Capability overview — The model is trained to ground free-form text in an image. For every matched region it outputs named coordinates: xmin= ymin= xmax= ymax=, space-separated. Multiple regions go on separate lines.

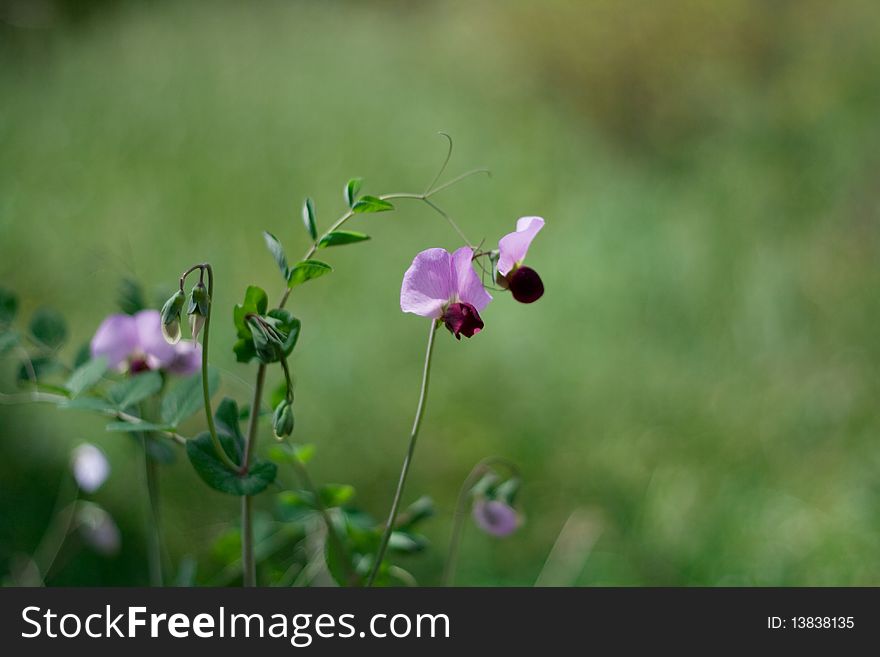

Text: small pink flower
xmin=400 ymin=247 xmax=492 ymax=339
xmin=91 ymin=309 xmax=201 ymax=376
xmin=472 ymin=499 xmax=519 ymax=537
xmin=497 ymin=216 xmax=545 ymax=304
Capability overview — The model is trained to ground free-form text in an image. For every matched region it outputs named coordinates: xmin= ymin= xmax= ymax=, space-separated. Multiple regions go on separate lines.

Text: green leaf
xmin=268 ymin=442 xmax=316 ymax=467
xmin=302 ymin=197 xmax=317 ymax=241
xmin=233 ymin=338 xmax=257 ymax=364
xmin=319 ymin=483 xmax=355 ymax=508
xmin=277 ymin=490 xmax=317 ymax=523
xmin=0 ymin=288 xmax=17 ymax=326
xmin=64 ymin=357 xmax=108 ymax=398
xmin=186 ymin=432 xmax=276 ymax=496
xmin=398 ymin=495 xmax=435 ymax=529
xmin=29 ymin=308 xmax=67 ymax=349
xmin=317 ymin=230 xmax=371 ymax=249
xmin=73 ymin=342 xmax=91 ymax=368
xmin=161 ymin=369 xmax=219 ymax=427
xmin=388 ymin=531 xmax=427 ymax=554
xmin=16 ymin=356 xmax=62 ymax=384
xmin=143 ymin=436 xmax=177 ymax=464
xmin=325 ymin=533 xmax=355 ymax=587
xmin=293 ymin=443 xmax=316 ymax=464
xmin=117 ymin=278 xmax=146 ymax=315
xmin=233 ymin=286 xmax=268 ymax=339
xmin=0 ymin=329 xmax=19 ymax=355
xmin=352 ymin=195 xmax=394 ymax=213
xmin=286 ymin=260 xmax=332 ymax=288
xmin=344 ymin=178 xmax=363 ymax=208
xmin=263 ymin=231 xmax=289 ymax=280
xmin=213 ymin=397 xmax=245 ymax=446
xmin=107 ymin=370 xmax=163 ymax=409
xmin=105 ymin=421 xmax=172 ymax=433
xmin=62 ymin=396 xmax=116 ymax=412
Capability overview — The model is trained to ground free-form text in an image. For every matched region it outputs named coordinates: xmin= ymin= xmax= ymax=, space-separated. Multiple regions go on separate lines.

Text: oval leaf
xmin=161 ymin=368 xmax=219 ymax=427
xmin=64 ymin=357 xmax=108 ymax=398
xmin=352 ymin=195 xmax=394 ymax=213
xmin=0 ymin=288 xmax=19 ymax=326
xmin=302 ymin=197 xmax=317 ymax=241
xmin=317 ymin=230 xmax=371 ymax=249
xmin=107 ymin=370 xmax=163 ymax=409
xmin=344 ymin=178 xmax=363 ymax=208
xmin=29 ymin=308 xmax=67 ymax=349
xmin=262 ymin=231 xmax=289 ymax=280
xmin=233 ymin=286 xmax=269 ymax=339
xmin=186 ymin=431 xmax=277 ymax=496
xmin=319 ymin=483 xmax=355 ymax=508
xmin=287 ymin=260 xmax=332 ymax=288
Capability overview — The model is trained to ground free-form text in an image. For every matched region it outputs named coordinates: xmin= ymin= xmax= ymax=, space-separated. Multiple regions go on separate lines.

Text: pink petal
xmin=134 ymin=309 xmax=177 ymax=369
xmin=165 ymin=340 xmax=202 ymax=376
xmin=451 ymin=246 xmax=492 ymax=311
xmin=90 ymin=314 xmax=138 ymax=370
xmin=472 ymin=499 xmax=519 ymax=537
xmin=400 ymin=248 xmax=456 ymax=318
xmin=497 ymin=216 xmax=544 ymax=275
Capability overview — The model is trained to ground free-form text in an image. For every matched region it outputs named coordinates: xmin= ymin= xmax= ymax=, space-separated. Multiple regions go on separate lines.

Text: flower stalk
xmin=366 ymin=319 xmax=439 ymax=586
xmin=442 ymin=457 xmax=520 ymax=586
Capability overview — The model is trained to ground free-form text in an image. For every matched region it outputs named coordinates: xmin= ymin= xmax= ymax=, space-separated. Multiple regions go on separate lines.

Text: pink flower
xmin=472 ymin=499 xmax=519 ymax=537
xmin=400 ymin=247 xmax=492 ymax=339
xmin=497 ymin=216 xmax=545 ymax=304
xmin=90 ymin=309 xmax=201 ymax=376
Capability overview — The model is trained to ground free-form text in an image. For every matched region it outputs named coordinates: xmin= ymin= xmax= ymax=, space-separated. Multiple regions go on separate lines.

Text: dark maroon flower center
xmin=443 ymin=302 xmax=484 ymax=340
xmin=507 ymin=266 xmax=544 ymax=304
xmin=129 ymin=357 xmax=152 ymax=374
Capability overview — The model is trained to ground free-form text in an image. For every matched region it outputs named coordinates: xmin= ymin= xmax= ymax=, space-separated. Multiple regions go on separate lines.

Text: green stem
xmin=240 ymin=362 xmax=266 ymax=587
xmin=32 ymin=475 xmax=78 ymax=583
xmin=442 ymin=456 xmax=520 ymax=586
xmin=366 ymin=319 xmax=439 ymax=586
xmin=195 ymin=264 xmax=239 ymax=472
xmin=142 ymin=438 xmax=163 ymax=586
xmin=241 ymin=495 xmax=254 ymax=587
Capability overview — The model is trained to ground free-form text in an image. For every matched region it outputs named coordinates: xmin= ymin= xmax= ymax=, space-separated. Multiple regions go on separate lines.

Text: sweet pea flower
xmin=71 ymin=443 xmax=110 ymax=493
xmin=90 ymin=309 xmax=201 ymax=376
xmin=472 ymin=498 xmax=519 ymax=537
xmin=497 ymin=216 xmax=545 ymax=303
xmin=401 ymin=246 xmax=492 ymax=339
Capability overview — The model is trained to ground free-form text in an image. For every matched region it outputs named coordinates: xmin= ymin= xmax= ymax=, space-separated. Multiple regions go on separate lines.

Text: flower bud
xmin=188 ymin=281 xmax=210 ymax=317
xmin=160 ymin=290 xmax=185 ymax=344
xmin=187 ymin=282 xmax=209 ymax=340
xmin=246 ymin=315 xmax=286 ymax=362
xmin=506 ymin=266 xmax=544 ymax=304
xmin=272 ymin=400 xmax=295 ymax=440
xmin=472 ymin=498 xmax=519 ymax=537
xmin=495 ymin=477 xmax=521 ymax=505
xmin=189 ymin=313 xmax=206 ymax=341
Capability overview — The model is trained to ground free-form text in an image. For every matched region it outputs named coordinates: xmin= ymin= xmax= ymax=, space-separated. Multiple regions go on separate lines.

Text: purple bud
xmin=507 ymin=266 xmax=544 ymax=304
xmin=443 ymin=302 xmax=484 ymax=340
xmin=472 ymin=499 xmax=519 ymax=537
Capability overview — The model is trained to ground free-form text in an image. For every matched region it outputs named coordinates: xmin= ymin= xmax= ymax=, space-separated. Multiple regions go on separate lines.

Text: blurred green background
xmin=2 ymin=0 xmax=880 ymax=586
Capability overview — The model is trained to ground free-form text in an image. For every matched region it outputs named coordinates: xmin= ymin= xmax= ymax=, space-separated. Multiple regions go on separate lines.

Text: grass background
xmin=2 ymin=0 xmax=880 ymax=585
